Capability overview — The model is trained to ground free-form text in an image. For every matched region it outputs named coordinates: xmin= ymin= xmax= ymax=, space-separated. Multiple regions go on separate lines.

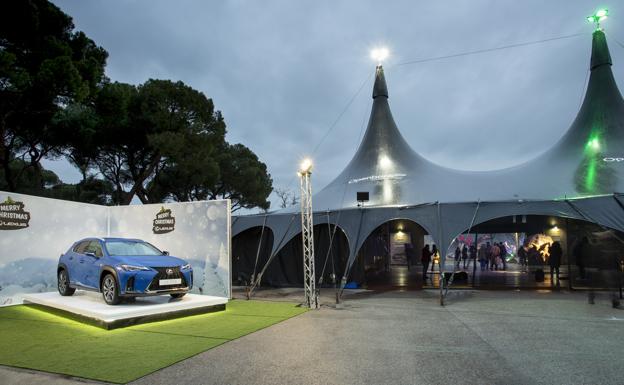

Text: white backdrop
xmin=0 ymin=191 xmax=231 ymax=305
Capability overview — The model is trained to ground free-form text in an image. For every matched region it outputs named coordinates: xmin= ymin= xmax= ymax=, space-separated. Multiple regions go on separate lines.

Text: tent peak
xmin=590 ymin=29 xmax=612 ymax=70
xmin=372 ymin=65 xmax=389 ymax=99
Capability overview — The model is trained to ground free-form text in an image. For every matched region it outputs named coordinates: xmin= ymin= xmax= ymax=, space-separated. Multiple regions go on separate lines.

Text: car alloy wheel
xmin=57 ymin=269 xmax=75 ymax=296
xmin=58 ymin=271 xmax=67 ymax=292
xmin=102 ymin=275 xmax=116 ymax=303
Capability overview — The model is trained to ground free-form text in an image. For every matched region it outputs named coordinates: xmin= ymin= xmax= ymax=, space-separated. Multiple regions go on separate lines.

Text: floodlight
xmin=587 ymin=9 xmax=608 ymax=29
xmin=379 ymin=154 xmax=392 ymax=170
xmin=299 ymin=158 xmax=313 ymax=174
xmin=370 ymin=47 xmax=389 ymax=64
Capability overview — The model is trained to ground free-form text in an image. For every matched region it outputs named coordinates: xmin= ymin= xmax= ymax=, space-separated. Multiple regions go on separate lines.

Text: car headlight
xmin=118 ymin=264 xmax=150 ymax=271
xmin=181 ymin=263 xmax=191 ymax=270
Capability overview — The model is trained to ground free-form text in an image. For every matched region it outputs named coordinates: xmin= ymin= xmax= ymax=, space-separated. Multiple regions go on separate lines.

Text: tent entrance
xmin=351 ymin=219 xmax=428 ymax=291
xmin=444 ymin=215 xmax=624 ymax=290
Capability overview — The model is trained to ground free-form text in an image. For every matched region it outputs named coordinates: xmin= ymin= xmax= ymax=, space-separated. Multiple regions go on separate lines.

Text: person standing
xmin=491 ymin=243 xmax=501 ymax=270
xmin=528 ymin=244 xmax=540 ymax=272
xmin=470 ymin=244 xmax=477 ymax=270
xmin=518 ymin=244 xmax=528 ymax=272
xmin=454 ymin=246 xmax=461 ymax=268
xmin=549 ymin=241 xmax=562 ymax=286
xmin=421 ymin=244 xmax=432 ymax=280
xmin=462 ymin=245 xmax=469 ymax=269
xmin=499 ymin=242 xmax=508 ymax=271
xmin=431 ymin=244 xmax=439 ymax=273
xmin=485 ymin=242 xmax=492 ymax=270
xmin=478 ymin=244 xmax=487 ymax=271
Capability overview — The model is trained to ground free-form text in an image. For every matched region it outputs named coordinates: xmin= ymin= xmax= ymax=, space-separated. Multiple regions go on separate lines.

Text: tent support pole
xmin=317 ymin=212 xmax=335 ymax=302
xmin=443 ymin=200 xmax=480 ymax=300
xmin=472 ymin=232 xmax=478 ymax=287
xmin=248 ymin=214 xmax=297 ymax=298
xmin=340 ymin=208 xmax=365 ymax=300
xmin=437 ymin=202 xmax=444 ymax=306
xmin=249 ymin=214 xmax=268 ymax=297
xmin=565 ymin=217 xmax=572 ymax=291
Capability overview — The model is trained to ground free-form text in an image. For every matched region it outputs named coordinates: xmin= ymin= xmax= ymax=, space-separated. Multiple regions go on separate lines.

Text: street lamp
xmin=587 ymin=9 xmax=608 ymax=30
xmin=298 ymin=157 xmax=318 ymax=309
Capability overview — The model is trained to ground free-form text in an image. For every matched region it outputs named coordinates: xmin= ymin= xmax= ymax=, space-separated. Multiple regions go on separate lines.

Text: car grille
xmin=148 ymin=266 xmax=187 ymax=291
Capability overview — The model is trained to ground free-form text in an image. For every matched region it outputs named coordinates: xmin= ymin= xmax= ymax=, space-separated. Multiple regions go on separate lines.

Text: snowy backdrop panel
xmin=0 ymin=192 xmax=108 ymax=305
xmin=0 ymin=191 xmax=231 ymax=305
xmin=108 ymin=201 xmax=231 ymax=299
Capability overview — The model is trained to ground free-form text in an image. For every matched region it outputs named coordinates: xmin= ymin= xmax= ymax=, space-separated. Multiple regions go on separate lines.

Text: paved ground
xmin=2 ymin=289 xmax=623 ymax=385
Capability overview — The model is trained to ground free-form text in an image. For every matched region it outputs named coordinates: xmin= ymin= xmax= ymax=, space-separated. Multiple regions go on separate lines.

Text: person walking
xmin=549 ymin=241 xmax=562 ymax=286
xmin=454 ymin=246 xmax=461 ymax=269
xmin=462 ymin=245 xmax=469 ymax=269
xmin=485 ymin=242 xmax=492 ymax=270
xmin=421 ymin=244 xmax=432 ymax=280
xmin=431 ymin=245 xmax=439 ymax=273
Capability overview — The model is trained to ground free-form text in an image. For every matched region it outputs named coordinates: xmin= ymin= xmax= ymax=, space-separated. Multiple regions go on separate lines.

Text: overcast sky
xmin=47 ymin=1 xmax=624 ymax=209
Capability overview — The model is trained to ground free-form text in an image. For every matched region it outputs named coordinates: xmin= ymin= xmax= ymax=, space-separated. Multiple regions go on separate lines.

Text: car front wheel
xmin=101 ymin=274 xmax=120 ymax=305
xmin=57 ymin=269 xmax=75 ymax=296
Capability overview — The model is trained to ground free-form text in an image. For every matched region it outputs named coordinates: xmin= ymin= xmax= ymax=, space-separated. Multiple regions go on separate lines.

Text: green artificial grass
xmin=0 ymin=299 xmax=306 ymax=384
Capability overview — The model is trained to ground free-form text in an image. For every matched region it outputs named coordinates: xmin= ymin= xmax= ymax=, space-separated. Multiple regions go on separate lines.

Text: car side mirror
xmin=162 ymin=250 xmax=169 ymax=256
xmin=85 ymin=252 xmax=97 ymax=258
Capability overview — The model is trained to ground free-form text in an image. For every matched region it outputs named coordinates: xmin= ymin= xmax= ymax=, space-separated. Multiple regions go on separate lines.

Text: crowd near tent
xmin=232 ymin=29 xmax=624 ymax=296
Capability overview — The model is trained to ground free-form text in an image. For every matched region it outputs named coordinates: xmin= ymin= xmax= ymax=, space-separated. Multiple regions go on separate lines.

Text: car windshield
xmin=105 ymin=240 xmax=163 ymax=256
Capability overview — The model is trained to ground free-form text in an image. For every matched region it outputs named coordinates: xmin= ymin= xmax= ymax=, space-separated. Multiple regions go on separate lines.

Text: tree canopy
xmin=0 ymin=0 xmax=273 ymax=211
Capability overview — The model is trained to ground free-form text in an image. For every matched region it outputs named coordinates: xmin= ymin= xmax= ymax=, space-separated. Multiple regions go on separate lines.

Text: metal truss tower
xmin=299 ymin=161 xmax=318 ymax=309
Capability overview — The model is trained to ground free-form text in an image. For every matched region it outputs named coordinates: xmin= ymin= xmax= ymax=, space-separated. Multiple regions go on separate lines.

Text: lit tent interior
xmin=232 ymin=27 xmax=624 ymax=295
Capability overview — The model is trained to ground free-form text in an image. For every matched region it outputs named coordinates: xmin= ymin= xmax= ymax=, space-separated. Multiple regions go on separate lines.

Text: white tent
xmin=233 ymin=30 xmax=624 ymax=295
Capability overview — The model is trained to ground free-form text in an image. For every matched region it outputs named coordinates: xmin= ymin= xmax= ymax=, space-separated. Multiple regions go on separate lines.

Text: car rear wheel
xmin=57 ymin=269 xmax=75 ymax=296
xmin=101 ymin=274 xmax=120 ymax=305
xmin=170 ymin=293 xmax=186 ymax=299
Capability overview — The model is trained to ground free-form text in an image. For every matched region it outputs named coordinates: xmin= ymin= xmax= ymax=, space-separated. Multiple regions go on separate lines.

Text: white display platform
xmin=23 ymin=291 xmax=228 ymax=329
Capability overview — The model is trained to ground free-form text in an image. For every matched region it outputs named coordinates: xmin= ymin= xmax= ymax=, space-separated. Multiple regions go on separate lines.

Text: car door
xmin=67 ymin=241 xmax=88 ymax=285
xmin=82 ymin=241 xmax=103 ymax=289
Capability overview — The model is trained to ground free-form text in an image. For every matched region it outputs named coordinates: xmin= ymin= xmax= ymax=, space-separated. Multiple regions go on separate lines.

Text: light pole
xmin=298 ymin=158 xmax=318 ymax=309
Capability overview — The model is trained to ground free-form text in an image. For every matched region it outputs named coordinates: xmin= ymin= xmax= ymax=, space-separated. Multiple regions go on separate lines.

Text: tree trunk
xmin=0 ymin=123 xmax=16 ymax=191
xmin=122 ymin=154 xmax=161 ymax=205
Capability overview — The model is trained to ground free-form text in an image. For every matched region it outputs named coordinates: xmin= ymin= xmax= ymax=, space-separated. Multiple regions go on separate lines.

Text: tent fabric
xmin=233 ymin=30 xmax=624 ymax=289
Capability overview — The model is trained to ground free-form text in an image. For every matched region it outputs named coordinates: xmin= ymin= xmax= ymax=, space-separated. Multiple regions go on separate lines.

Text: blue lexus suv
xmin=57 ymin=237 xmax=193 ymax=305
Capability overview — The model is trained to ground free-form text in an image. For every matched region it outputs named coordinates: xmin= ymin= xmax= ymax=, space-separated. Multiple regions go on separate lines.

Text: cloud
xmin=50 ymin=0 xmax=624 ymax=209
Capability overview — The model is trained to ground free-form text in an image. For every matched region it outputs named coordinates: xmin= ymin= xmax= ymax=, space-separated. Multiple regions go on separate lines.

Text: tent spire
xmin=590 ymin=29 xmax=612 ymax=70
xmin=373 ymin=65 xmax=389 ymax=99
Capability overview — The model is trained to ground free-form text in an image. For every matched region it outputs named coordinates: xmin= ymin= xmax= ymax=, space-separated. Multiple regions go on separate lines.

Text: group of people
xmin=475 ymin=242 xmax=508 ymax=271
xmin=517 ymin=241 xmax=563 ymax=284
xmin=414 ymin=235 xmax=593 ymax=286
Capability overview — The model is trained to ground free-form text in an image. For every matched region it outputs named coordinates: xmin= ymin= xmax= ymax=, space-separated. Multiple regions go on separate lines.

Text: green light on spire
xmin=587 ymin=9 xmax=608 ymax=30
xmin=585 ymin=157 xmax=597 ymax=191
xmin=587 ymin=137 xmax=600 ymax=151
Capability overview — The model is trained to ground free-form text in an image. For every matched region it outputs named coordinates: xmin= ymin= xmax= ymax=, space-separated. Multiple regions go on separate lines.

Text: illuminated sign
xmin=603 ymin=157 xmax=624 ymax=162
xmin=348 ymin=173 xmax=406 ymax=184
